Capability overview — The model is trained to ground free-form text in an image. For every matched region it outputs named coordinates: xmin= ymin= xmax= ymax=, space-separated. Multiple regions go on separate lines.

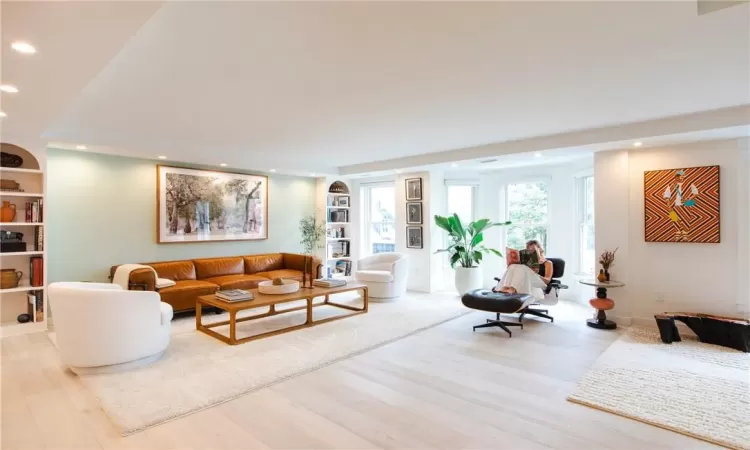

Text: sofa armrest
xmin=129 ymin=268 xmax=157 ymax=291
xmin=282 ymin=253 xmax=321 ymax=274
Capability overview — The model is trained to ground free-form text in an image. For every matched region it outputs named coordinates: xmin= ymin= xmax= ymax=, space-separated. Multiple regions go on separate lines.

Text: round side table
xmin=579 ymin=279 xmax=625 ymax=330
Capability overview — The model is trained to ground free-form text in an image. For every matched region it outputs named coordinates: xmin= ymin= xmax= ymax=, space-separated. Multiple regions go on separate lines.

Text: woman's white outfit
xmin=496 ymin=264 xmax=547 ymax=300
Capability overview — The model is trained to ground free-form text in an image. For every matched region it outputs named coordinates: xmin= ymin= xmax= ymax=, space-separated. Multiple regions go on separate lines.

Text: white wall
xmin=47 ymin=149 xmax=316 ymax=283
xmin=594 ymin=139 xmax=749 ymax=325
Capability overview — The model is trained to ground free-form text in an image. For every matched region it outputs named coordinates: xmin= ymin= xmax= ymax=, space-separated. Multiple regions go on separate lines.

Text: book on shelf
xmin=33 ymin=225 xmax=43 ymax=251
xmin=313 ymin=278 xmax=347 ymax=287
xmin=216 ymin=289 xmax=253 ymax=301
xmin=334 ymin=259 xmax=352 ymax=276
xmin=327 ymin=226 xmax=346 ymax=238
xmin=505 ymin=247 xmax=539 ymax=269
xmin=29 ymin=256 xmax=43 ymax=287
xmin=329 ymin=240 xmax=350 ymax=258
xmin=27 ymin=290 xmax=43 ymax=322
xmin=23 ymin=199 xmax=43 ymax=223
xmin=328 ymin=209 xmax=349 ymax=223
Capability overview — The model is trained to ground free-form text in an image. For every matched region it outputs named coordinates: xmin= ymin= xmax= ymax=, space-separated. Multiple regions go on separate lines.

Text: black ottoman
xmin=461 ymin=289 xmax=533 ymax=337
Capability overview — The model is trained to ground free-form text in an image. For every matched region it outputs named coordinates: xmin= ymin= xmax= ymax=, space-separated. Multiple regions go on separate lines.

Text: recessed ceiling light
xmin=534 ymin=152 xmax=543 ymax=158
xmin=0 ymin=84 xmax=19 ymax=93
xmin=269 ymin=169 xmax=276 ymax=172
xmin=157 ymin=156 xmax=167 ymax=160
xmin=395 ymin=169 xmax=402 ymax=174
xmin=451 ymin=163 xmax=458 ymax=168
xmin=633 ymin=141 xmax=643 ymax=147
xmin=11 ymin=42 xmax=36 ymax=54
xmin=0 ymin=111 xmax=6 ymax=118
xmin=310 ymin=173 xmax=316 ymax=177
xmin=75 ymin=145 xmax=87 ymax=150
xmin=219 ymin=163 xmax=227 ymax=167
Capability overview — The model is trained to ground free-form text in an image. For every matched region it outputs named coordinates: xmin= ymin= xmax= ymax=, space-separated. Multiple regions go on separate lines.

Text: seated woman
xmin=494 ymin=240 xmax=553 ymax=298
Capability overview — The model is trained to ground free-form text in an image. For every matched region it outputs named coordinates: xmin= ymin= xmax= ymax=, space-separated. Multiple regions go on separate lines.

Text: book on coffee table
xmin=216 ymin=289 xmax=254 ymax=301
xmin=313 ymin=278 xmax=347 ymax=288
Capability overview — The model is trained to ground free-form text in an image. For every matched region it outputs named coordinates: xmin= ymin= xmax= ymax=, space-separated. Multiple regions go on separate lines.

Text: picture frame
xmin=405 ymin=178 xmax=423 ymax=201
xmin=157 ymin=165 xmax=268 ymax=243
xmin=406 ymin=202 xmax=423 ymax=224
xmin=406 ymin=226 xmax=423 ymax=249
xmin=337 ymin=196 xmax=350 ymax=207
xmin=643 ymin=165 xmax=720 ymax=243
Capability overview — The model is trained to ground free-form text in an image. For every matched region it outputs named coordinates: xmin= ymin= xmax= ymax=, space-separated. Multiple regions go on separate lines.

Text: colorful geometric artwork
xmin=644 ymin=165 xmax=720 ymax=243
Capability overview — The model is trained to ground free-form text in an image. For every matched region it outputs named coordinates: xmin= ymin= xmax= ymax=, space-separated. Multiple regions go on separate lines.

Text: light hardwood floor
xmin=1 ymin=301 xmax=716 ymax=449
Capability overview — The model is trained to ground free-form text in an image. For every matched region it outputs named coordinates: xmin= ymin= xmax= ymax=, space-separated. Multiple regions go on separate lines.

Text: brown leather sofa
xmin=110 ymin=253 xmax=320 ymax=313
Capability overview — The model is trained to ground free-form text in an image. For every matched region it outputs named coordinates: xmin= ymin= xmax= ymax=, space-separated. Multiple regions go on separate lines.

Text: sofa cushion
xmin=244 ymin=254 xmax=283 ymax=274
xmin=193 ymin=257 xmax=244 ymax=279
xmin=149 ymin=261 xmax=196 ymax=281
xmin=255 ymin=269 xmax=304 ymax=281
xmin=158 ymin=280 xmax=218 ymax=312
xmin=355 ymin=270 xmax=394 ymax=283
xmin=203 ymin=274 xmax=270 ymax=290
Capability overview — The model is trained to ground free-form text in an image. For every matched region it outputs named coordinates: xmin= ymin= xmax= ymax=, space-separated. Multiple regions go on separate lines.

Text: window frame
xmin=360 ymin=181 xmax=396 ymax=257
xmin=575 ymin=173 xmax=595 ymax=276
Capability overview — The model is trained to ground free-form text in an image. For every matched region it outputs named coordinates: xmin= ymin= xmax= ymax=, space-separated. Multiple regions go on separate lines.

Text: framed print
xmin=406 ymin=226 xmax=423 ymax=249
xmin=406 ymin=202 xmax=423 ymax=224
xmin=157 ymin=165 xmax=268 ymax=243
xmin=405 ymin=178 xmax=423 ymax=201
xmin=644 ymin=165 xmax=719 ymax=243
xmin=337 ymin=196 xmax=350 ymax=207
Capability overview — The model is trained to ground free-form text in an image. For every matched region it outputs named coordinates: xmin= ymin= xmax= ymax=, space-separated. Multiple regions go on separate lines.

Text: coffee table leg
xmin=306 ymin=297 xmax=313 ymax=324
xmin=362 ymin=286 xmax=369 ymax=312
xmin=196 ymin=300 xmax=203 ymax=329
xmin=229 ymin=311 xmax=237 ymax=344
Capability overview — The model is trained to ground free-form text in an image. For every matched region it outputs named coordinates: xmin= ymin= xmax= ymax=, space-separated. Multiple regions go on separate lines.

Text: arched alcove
xmin=328 ymin=180 xmax=350 ymax=194
xmin=1 ymin=143 xmax=41 ymax=170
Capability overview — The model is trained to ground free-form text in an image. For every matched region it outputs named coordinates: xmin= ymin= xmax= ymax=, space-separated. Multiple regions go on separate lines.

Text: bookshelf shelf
xmin=326 ymin=238 xmax=351 ymax=241
xmin=0 ymin=285 xmax=44 ymax=294
xmin=0 ymin=251 xmax=44 ymax=257
xmin=0 ymin=192 xmax=44 ymax=198
xmin=327 ymin=206 xmax=350 ymax=210
xmin=328 ymin=257 xmax=352 ymax=261
xmin=0 ymin=167 xmax=43 ymax=175
xmin=0 ymin=222 xmax=44 ymax=226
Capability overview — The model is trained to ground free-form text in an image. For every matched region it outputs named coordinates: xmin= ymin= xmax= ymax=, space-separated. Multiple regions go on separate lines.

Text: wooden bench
xmin=654 ymin=312 xmax=750 ymax=352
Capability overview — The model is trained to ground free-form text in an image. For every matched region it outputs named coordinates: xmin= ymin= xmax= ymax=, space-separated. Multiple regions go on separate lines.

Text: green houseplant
xmin=435 ymin=214 xmax=511 ymax=294
xmin=299 ymin=216 xmax=326 ymax=286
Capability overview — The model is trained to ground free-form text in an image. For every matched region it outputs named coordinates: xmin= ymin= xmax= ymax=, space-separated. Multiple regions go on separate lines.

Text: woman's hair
xmin=526 ymin=239 xmax=544 ymax=254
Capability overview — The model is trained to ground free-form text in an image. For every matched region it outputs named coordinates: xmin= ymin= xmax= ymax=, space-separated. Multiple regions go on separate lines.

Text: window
xmin=505 ymin=182 xmax=549 ymax=250
xmin=362 ymin=184 xmax=396 ymax=255
xmin=578 ymin=176 xmax=595 ymax=274
xmin=446 ymin=184 xmax=475 ymax=225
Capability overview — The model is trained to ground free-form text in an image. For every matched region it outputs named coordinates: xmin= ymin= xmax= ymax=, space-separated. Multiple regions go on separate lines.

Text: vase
xmin=605 ymin=270 xmax=611 ymax=282
xmin=455 ymin=266 xmax=483 ymax=295
xmin=1 ymin=201 xmax=17 ymax=222
xmin=597 ymin=269 xmax=607 ymax=283
xmin=0 ymin=269 xmax=22 ymax=289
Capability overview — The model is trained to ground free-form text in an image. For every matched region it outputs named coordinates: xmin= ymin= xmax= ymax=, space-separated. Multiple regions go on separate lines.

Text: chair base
xmin=473 ymin=314 xmax=524 ymax=337
xmin=69 ymin=351 xmax=165 ymax=375
xmin=519 ymin=307 xmax=554 ymax=323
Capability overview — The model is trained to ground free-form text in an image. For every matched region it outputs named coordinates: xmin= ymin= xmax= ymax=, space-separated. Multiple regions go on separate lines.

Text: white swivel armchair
xmin=49 ymin=282 xmax=173 ymax=374
xmin=354 ymin=252 xmax=408 ymax=298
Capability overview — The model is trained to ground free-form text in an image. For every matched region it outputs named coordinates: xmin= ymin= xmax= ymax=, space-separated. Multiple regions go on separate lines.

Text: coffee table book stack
xmin=313 ymin=277 xmax=346 ymax=288
xmin=216 ymin=289 xmax=253 ymax=302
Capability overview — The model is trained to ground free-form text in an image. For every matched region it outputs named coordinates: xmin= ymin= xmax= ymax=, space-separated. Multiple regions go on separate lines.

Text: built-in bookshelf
xmin=0 ymin=143 xmax=47 ymax=338
xmin=316 ymin=179 xmax=354 ymax=279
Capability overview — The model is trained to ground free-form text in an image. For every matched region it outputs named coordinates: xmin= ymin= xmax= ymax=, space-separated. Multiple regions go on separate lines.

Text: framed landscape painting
xmin=644 ymin=165 xmax=720 ymax=243
xmin=157 ymin=166 xmax=268 ymax=243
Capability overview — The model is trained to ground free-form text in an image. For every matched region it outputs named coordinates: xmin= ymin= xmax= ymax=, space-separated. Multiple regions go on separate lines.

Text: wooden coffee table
xmin=196 ymin=283 xmax=368 ymax=345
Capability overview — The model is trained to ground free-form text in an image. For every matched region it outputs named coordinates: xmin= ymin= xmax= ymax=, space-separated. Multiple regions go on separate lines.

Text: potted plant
xmin=299 ymin=216 xmax=326 ymax=286
xmin=599 ymin=247 xmax=618 ymax=282
xmin=434 ymin=214 xmax=511 ymax=294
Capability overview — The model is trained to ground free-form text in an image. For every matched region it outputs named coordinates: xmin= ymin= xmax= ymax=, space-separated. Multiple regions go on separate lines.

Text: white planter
xmin=455 ymin=266 xmax=483 ymax=295
xmin=257 ymin=280 xmax=300 ymax=295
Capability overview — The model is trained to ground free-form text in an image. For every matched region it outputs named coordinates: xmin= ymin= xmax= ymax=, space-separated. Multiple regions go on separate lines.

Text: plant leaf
xmin=470 ymin=232 xmax=484 ymax=247
xmin=434 ymin=215 xmax=453 ymax=233
xmin=450 ymin=252 xmax=461 ymax=268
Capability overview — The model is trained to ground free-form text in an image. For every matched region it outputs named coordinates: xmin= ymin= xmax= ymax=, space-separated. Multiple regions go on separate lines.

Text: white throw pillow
xmin=155 ymin=278 xmax=176 ymax=289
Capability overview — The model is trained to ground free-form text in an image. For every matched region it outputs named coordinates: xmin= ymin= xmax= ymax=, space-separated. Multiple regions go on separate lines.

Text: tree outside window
xmin=506 ymin=182 xmax=549 ymax=250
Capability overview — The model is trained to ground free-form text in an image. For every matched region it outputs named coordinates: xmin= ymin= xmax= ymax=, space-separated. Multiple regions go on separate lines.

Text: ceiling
xmin=2 ymin=1 xmax=749 ymax=175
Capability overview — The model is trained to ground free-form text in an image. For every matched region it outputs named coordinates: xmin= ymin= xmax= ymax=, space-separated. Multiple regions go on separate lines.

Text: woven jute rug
xmin=568 ymin=327 xmax=750 ymax=450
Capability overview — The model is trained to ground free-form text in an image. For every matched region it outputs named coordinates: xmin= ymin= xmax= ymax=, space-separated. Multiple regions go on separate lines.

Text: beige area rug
xmin=568 ymin=327 xmax=750 ymax=450
xmin=63 ymin=291 xmax=468 ymax=435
